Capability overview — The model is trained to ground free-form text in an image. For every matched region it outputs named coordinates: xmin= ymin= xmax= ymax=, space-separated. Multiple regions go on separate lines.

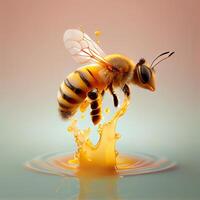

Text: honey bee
xmin=57 ymin=29 xmax=174 ymax=125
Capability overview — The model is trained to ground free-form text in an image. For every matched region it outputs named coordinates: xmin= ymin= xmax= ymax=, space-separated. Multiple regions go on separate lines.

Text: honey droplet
xmin=67 ymin=126 xmax=73 ymax=132
xmin=95 ymin=30 xmax=101 ymax=36
xmin=81 ymin=114 xmax=85 ymax=119
xmin=80 ymin=99 xmax=89 ymax=112
xmin=95 ymin=30 xmax=101 ymax=44
xmin=68 ymin=158 xmax=78 ymax=164
xmin=105 ymin=107 xmax=110 ymax=114
xmin=115 ymin=133 xmax=121 ymax=139
xmin=67 ymin=119 xmax=79 ymax=136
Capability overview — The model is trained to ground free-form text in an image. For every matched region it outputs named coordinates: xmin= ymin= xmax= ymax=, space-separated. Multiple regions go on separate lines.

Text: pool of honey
xmin=26 ymin=151 xmax=176 ymax=177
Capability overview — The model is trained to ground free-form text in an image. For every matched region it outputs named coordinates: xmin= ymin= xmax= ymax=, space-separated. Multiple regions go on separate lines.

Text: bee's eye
xmin=139 ymin=65 xmax=151 ymax=83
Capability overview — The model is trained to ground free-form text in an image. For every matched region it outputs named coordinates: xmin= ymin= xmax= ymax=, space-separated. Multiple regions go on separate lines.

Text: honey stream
xmin=67 ymin=97 xmax=130 ymax=174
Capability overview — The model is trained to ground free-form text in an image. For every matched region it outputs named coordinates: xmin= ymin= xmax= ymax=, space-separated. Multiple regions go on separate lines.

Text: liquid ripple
xmin=25 ymin=151 xmax=176 ymax=177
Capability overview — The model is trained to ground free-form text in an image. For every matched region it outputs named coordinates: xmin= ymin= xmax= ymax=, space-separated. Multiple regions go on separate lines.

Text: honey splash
xmin=67 ymin=97 xmax=129 ymax=173
xmin=26 ymin=97 xmax=176 ymax=177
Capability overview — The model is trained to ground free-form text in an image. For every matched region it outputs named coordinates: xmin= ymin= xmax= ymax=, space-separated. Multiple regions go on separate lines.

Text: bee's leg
xmin=88 ymin=89 xmax=102 ymax=125
xmin=122 ymin=84 xmax=130 ymax=98
xmin=101 ymin=90 xmax=105 ymax=97
xmin=80 ymin=89 xmax=104 ymax=113
xmin=109 ymin=84 xmax=118 ymax=107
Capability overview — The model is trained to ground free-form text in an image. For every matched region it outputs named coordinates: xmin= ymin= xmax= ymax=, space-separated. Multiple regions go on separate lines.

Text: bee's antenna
xmin=152 ymin=52 xmax=175 ymax=70
xmin=150 ymin=51 xmax=170 ymax=68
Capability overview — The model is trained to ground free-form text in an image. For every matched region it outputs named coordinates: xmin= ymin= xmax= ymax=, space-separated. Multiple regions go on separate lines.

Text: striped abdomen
xmin=57 ymin=65 xmax=106 ymax=121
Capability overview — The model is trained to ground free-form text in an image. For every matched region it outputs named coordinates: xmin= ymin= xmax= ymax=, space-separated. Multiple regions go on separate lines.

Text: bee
xmin=57 ymin=29 xmax=174 ymax=125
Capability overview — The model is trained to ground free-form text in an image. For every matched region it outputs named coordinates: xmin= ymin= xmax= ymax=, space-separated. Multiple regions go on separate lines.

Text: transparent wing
xmin=63 ymin=29 xmax=109 ymax=66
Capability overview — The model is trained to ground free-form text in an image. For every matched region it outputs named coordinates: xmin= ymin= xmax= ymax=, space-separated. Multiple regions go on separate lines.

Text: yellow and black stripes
xmin=59 ymin=87 xmax=79 ymax=104
xmin=86 ymin=68 xmax=98 ymax=82
xmin=57 ymin=66 xmax=100 ymax=120
xmin=58 ymin=87 xmax=79 ymax=119
xmin=64 ymin=78 xmax=86 ymax=98
xmin=75 ymin=70 xmax=92 ymax=88
xmin=88 ymin=89 xmax=102 ymax=125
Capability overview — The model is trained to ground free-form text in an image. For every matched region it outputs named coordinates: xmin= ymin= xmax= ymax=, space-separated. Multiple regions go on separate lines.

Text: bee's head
xmin=134 ymin=58 xmax=155 ymax=91
xmin=133 ymin=51 xmax=175 ymax=91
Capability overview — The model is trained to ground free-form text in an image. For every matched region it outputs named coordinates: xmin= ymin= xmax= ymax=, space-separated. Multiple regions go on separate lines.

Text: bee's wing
xmin=63 ymin=29 xmax=108 ymax=65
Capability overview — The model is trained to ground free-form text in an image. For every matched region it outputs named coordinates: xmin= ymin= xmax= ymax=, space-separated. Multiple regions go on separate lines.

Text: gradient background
xmin=1 ymin=0 xmax=200 ymax=199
